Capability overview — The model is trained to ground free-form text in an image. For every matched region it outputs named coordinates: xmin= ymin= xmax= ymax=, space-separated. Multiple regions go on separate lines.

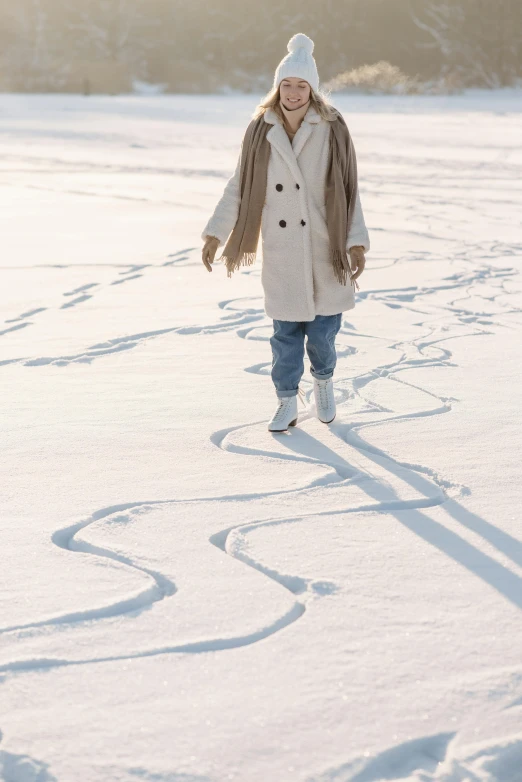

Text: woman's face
xmin=279 ymin=77 xmax=311 ymax=110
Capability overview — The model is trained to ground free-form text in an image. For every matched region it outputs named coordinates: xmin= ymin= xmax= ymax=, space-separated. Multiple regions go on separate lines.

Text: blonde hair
xmin=252 ymin=82 xmax=338 ymax=123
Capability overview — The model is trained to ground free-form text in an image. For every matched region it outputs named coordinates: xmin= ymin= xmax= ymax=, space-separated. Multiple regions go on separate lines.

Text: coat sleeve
xmin=201 ymin=144 xmax=242 ymax=247
xmin=347 ymin=187 xmax=370 ymax=253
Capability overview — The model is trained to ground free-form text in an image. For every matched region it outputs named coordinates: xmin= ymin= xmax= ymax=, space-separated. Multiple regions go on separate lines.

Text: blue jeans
xmin=270 ymin=313 xmax=343 ymax=397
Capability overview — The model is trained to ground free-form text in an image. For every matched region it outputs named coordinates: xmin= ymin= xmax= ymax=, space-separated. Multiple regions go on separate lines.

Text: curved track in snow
xmin=0 ymin=247 xmax=520 ymax=676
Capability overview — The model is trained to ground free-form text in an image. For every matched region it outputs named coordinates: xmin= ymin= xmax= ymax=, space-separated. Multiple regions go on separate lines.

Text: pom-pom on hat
xmin=273 ymin=33 xmax=319 ymax=93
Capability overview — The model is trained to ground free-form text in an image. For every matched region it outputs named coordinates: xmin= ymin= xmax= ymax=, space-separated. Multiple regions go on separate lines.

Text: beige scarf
xmin=219 ymin=105 xmax=358 ymax=286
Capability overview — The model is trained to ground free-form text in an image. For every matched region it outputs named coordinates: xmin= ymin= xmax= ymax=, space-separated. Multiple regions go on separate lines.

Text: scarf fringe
xmin=332 ymin=249 xmax=352 ymax=287
xmin=220 ymin=251 xmax=258 ymax=278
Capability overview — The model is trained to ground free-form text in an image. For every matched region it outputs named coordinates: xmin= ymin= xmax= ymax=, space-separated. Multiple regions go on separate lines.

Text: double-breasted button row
xmin=275 ymin=182 xmax=304 ymax=228
xmin=278 ymin=219 xmax=307 ymax=228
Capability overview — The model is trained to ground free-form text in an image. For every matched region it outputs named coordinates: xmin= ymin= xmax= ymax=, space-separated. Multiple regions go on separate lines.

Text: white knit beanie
xmin=273 ymin=33 xmax=319 ymax=93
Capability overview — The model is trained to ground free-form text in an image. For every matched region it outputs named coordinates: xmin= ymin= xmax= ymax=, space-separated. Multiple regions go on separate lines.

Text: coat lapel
xmin=263 ymin=106 xmax=322 ymax=180
xmin=292 ymin=118 xmax=318 ymax=159
xmin=265 ymin=122 xmax=303 ymax=183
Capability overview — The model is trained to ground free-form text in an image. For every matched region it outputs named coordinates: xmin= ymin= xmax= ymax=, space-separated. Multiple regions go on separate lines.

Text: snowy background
xmin=1 ymin=91 xmax=522 ymax=781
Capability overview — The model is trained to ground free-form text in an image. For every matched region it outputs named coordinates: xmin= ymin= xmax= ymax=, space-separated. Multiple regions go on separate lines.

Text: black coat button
xmin=296 ymin=183 xmax=300 ymax=189
xmin=276 ymin=184 xmax=283 ymax=191
xmin=279 ymin=220 xmax=286 ymax=228
xmin=301 ymin=219 xmax=306 ymax=226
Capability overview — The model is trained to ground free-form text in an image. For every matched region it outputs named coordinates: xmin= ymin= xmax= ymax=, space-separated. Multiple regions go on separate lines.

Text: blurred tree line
xmin=0 ymin=0 xmax=520 ymax=93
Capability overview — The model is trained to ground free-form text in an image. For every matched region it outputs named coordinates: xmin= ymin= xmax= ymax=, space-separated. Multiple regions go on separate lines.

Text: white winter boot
xmin=268 ymin=396 xmax=297 ymax=432
xmin=313 ymin=376 xmax=336 ymax=424
xmin=268 ymin=387 xmax=306 ymax=432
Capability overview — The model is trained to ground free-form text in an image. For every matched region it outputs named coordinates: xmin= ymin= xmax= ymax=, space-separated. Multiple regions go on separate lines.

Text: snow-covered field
xmin=1 ymin=91 xmax=522 ymax=782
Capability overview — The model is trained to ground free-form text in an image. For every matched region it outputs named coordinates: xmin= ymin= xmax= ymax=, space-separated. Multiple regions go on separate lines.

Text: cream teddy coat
xmin=201 ymin=104 xmax=370 ymax=322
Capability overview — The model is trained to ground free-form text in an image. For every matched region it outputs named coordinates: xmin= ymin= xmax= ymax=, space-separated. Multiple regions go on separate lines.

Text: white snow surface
xmin=1 ymin=91 xmax=522 ymax=782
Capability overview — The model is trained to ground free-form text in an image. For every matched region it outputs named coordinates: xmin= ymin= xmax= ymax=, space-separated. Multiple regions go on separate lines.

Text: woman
xmin=201 ymin=33 xmax=370 ymax=432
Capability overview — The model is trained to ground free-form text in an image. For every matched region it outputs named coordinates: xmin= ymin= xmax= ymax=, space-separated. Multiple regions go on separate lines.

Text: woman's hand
xmin=202 ymin=235 xmax=220 ymax=272
xmin=349 ymin=246 xmax=366 ymax=288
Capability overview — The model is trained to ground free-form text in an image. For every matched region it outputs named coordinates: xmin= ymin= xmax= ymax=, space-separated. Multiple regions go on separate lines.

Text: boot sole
xmin=319 ymin=413 xmax=336 ymax=424
xmin=268 ymin=417 xmax=298 ymax=432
